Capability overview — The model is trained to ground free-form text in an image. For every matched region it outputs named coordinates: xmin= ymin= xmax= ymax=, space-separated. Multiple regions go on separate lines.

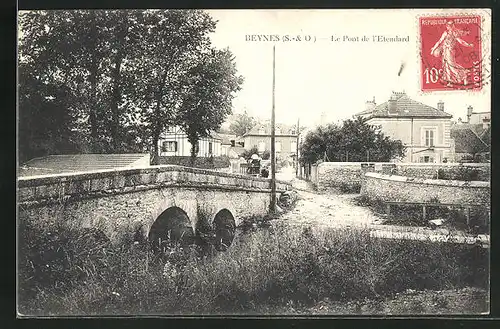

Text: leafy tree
xmin=18 ymin=10 xmax=141 ymax=155
xmin=261 ymin=150 xmax=271 ymax=160
xmin=299 ymin=123 xmax=341 ymax=164
xmin=18 ymin=10 xmax=243 ymax=165
xmin=129 ymin=10 xmax=219 ymax=165
xmin=229 ymin=111 xmax=256 ymax=136
xmin=18 ymin=63 xmax=78 ymax=163
xmin=300 ymin=117 xmax=406 ymax=164
xmin=177 ymin=48 xmax=243 ymax=164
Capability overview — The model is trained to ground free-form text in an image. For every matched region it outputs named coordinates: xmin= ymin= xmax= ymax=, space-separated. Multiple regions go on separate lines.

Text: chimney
xmin=467 ymin=106 xmax=473 ymax=121
xmin=388 ymin=93 xmax=397 ymax=113
xmin=437 ymin=100 xmax=444 ymax=111
xmin=458 ymin=117 xmax=462 ymax=124
xmin=365 ymin=96 xmax=376 ymax=111
xmin=483 ymin=118 xmax=490 ymax=130
xmin=388 ymin=91 xmax=404 ymax=113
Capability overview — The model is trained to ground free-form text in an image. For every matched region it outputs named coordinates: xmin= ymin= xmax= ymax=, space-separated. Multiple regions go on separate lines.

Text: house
xmin=19 ymin=153 xmax=150 ymax=177
xmin=158 ymin=126 xmax=222 ymax=157
xmin=356 ymin=91 xmax=453 ymax=163
xmin=466 ymin=106 xmax=491 ymax=125
xmin=218 ymin=133 xmax=245 ymax=157
xmin=242 ymin=122 xmax=299 ymax=161
xmin=450 ymin=106 xmax=490 ymax=162
xmin=217 ymin=134 xmax=247 ymax=174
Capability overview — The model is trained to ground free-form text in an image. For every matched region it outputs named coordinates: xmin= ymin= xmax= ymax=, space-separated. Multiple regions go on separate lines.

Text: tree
xmin=261 ymin=150 xmax=271 ymax=160
xmin=18 ymin=10 xmax=243 ymax=164
xmin=299 ymin=117 xmax=406 ymax=164
xmin=18 ymin=63 xmax=77 ymax=163
xmin=177 ymin=48 xmax=243 ymax=164
xmin=18 ymin=10 xmax=141 ymax=155
xmin=229 ymin=111 xmax=255 ymax=136
xmin=299 ymin=123 xmax=341 ymax=164
xmin=129 ymin=10 xmax=218 ymax=165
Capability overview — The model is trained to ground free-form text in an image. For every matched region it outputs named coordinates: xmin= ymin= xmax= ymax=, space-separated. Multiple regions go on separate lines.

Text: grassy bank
xmin=18 ymin=219 xmax=488 ymax=316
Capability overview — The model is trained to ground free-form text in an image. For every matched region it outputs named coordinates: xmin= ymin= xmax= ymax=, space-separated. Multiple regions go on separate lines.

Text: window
xmin=209 ymin=142 xmax=213 ymax=154
xmin=424 ymin=129 xmax=435 ymax=147
xmin=258 ymin=141 xmax=266 ymax=152
xmin=291 ymin=141 xmax=297 ymax=153
xmin=258 ymin=127 xmax=265 ymax=135
xmin=275 ymin=141 xmax=282 ymax=152
xmin=276 ymin=128 xmax=281 ymax=135
xmin=421 ymin=156 xmax=434 ymax=163
xmin=161 ymin=141 xmax=177 ymax=152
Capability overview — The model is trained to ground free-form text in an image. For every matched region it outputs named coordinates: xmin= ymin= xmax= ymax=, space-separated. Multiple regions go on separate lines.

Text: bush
xmin=434 ymin=167 xmax=481 ymax=181
xmin=18 ymin=221 xmax=489 ymax=315
xmin=157 ymin=156 xmax=230 ymax=169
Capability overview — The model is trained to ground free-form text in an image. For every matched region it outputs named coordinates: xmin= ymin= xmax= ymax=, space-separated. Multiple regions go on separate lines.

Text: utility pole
xmin=295 ymin=117 xmax=300 ymax=177
xmin=270 ymin=45 xmax=277 ymax=213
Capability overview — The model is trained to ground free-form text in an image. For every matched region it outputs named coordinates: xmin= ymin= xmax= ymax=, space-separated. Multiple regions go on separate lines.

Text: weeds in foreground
xmin=18 ymin=220 xmax=488 ymax=315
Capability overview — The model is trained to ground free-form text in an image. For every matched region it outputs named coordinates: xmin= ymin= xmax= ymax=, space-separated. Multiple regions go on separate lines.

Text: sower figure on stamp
xmin=430 ymin=21 xmax=474 ymax=87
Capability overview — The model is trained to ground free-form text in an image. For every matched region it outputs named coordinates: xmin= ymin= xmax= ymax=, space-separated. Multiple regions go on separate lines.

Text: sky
xmin=206 ymin=9 xmax=491 ymax=128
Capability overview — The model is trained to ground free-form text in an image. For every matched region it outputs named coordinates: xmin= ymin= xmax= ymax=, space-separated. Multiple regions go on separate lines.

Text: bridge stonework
xmin=18 ymin=165 xmax=292 ymax=245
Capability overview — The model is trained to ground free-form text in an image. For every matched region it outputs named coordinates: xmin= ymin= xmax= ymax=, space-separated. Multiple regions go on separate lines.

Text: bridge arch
xmin=148 ymin=206 xmax=195 ymax=251
xmin=212 ymin=208 xmax=236 ymax=251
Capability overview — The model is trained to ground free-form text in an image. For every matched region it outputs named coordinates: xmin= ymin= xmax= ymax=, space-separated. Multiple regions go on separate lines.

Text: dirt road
xmin=275 ymin=168 xmax=489 ymax=247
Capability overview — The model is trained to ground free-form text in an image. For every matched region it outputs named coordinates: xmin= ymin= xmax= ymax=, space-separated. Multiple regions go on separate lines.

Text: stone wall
xmin=361 ymin=172 xmax=490 ymax=205
xmin=394 ymin=163 xmax=490 ymax=181
xmin=18 ymin=165 xmax=292 ymax=244
xmin=312 ymin=162 xmax=376 ymax=192
xmin=310 ymin=162 xmax=490 ymax=192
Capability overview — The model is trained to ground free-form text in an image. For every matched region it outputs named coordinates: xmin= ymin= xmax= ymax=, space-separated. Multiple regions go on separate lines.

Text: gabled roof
xmin=217 ymin=133 xmax=238 ymax=145
xmin=243 ymin=122 xmax=298 ymax=137
xmin=357 ymin=92 xmax=453 ymax=118
xmin=450 ymin=124 xmax=489 ymax=154
xmin=227 ymin=146 xmax=246 ymax=159
xmin=19 ymin=153 xmax=149 ymax=177
xmin=161 ymin=126 xmax=223 ymax=141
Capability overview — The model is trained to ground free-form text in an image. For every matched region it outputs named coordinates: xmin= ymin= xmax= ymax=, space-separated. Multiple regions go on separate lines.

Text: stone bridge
xmin=18 ymin=165 xmax=292 ymax=250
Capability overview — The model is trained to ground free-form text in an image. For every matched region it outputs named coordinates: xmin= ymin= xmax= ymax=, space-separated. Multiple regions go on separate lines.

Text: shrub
xmin=157 ymin=156 xmax=230 ymax=169
xmin=18 ymin=221 xmax=489 ymax=315
xmin=434 ymin=167 xmax=481 ymax=181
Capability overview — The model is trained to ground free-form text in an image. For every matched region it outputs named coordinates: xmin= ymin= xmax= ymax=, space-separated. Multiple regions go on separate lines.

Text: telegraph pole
xmin=295 ymin=117 xmax=300 ymax=176
xmin=270 ymin=45 xmax=277 ymax=213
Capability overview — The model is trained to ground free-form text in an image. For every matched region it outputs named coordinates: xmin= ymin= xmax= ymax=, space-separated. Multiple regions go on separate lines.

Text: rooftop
xmin=357 ymin=91 xmax=453 ymax=118
xmin=19 ymin=153 xmax=150 ymax=177
xmin=243 ymin=122 xmax=298 ymax=137
xmin=450 ymin=124 xmax=490 ymax=154
xmin=217 ymin=133 xmax=238 ymax=145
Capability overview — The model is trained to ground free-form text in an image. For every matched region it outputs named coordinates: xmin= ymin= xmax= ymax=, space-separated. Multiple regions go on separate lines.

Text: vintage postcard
xmin=17 ymin=8 xmax=491 ymax=317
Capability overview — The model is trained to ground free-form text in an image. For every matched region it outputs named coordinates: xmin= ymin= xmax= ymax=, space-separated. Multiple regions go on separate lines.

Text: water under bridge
xmin=18 ymin=165 xmax=292 ymax=250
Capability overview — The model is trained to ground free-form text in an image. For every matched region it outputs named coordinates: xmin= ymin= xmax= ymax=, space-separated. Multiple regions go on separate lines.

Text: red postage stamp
xmin=419 ymin=15 xmax=482 ymax=92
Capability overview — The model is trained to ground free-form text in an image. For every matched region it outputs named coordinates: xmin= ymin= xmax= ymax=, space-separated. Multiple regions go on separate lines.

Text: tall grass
xmin=18 ymin=219 xmax=488 ymax=316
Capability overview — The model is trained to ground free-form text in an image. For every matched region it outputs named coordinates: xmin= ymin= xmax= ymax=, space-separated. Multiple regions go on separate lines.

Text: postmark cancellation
xmin=418 ymin=13 xmax=490 ymax=93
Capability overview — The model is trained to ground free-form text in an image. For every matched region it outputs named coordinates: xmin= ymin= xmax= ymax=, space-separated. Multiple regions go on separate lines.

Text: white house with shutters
xmin=355 ymin=91 xmax=454 ymax=163
xmin=158 ymin=126 xmax=222 ymax=157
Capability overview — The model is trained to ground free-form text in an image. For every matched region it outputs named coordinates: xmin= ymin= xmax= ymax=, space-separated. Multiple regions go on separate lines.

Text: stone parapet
xmin=311 ymin=162 xmax=490 ymax=191
xmin=361 ymin=172 xmax=490 ymax=205
xmin=18 ymin=165 xmax=292 ymax=206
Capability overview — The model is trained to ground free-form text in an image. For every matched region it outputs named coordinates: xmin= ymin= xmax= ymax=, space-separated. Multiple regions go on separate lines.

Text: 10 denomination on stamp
xmin=419 ymin=15 xmax=482 ymax=92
